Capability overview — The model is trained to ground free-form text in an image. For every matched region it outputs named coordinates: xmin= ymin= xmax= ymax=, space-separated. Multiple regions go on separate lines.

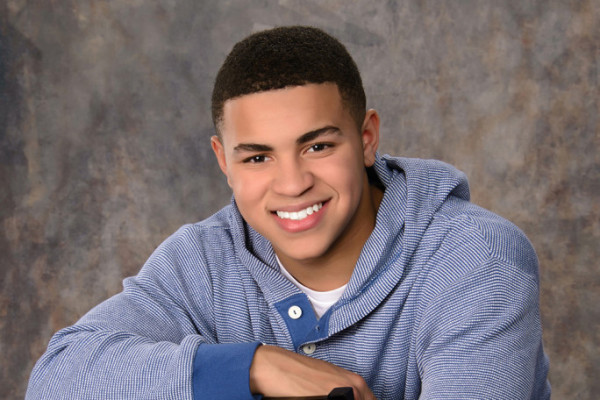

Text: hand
xmin=249 ymin=345 xmax=377 ymax=400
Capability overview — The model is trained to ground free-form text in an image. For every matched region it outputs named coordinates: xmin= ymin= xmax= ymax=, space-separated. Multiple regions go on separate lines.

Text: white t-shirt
xmin=276 ymin=256 xmax=347 ymax=319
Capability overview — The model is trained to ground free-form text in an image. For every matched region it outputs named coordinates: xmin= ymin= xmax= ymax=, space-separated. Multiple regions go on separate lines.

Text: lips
xmin=272 ymin=201 xmax=328 ymax=233
xmin=275 ymin=202 xmax=323 ymax=221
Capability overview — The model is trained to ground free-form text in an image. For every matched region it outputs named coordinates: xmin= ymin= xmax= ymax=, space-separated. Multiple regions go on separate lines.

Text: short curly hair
xmin=211 ymin=26 xmax=366 ymax=134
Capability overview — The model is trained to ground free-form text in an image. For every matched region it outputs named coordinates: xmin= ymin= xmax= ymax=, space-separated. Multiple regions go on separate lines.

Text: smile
xmin=276 ymin=203 xmax=323 ymax=221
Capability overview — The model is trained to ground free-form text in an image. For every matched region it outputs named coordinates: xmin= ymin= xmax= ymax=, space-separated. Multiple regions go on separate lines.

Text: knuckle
xmin=353 ymin=374 xmax=367 ymax=387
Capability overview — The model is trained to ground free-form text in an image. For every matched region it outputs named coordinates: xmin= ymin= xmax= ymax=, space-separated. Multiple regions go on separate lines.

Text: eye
xmin=307 ymin=143 xmax=332 ymax=153
xmin=243 ymin=155 xmax=269 ymax=164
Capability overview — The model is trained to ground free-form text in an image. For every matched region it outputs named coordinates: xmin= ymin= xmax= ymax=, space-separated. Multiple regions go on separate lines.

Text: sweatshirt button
xmin=302 ymin=343 xmax=316 ymax=355
xmin=288 ymin=305 xmax=302 ymax=319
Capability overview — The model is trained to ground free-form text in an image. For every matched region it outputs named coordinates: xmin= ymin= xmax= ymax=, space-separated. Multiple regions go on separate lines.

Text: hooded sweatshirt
xmin=26 ymin=155 xmax=551 ymax=399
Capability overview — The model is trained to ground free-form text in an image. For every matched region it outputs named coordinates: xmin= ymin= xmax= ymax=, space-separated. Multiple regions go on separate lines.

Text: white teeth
xmin=276 ymin=203 xmax=322 ymax=221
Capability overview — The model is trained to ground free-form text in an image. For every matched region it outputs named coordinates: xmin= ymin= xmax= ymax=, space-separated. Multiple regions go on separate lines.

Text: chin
xmin=275 ymin=241 xmax=332 ymax=263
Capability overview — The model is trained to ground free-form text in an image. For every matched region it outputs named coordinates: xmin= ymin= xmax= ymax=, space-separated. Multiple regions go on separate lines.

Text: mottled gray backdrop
xmin=1 ymin=1 xmax=598 ymax=398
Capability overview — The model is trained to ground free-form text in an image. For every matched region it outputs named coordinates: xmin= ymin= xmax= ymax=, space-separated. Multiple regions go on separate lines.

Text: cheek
xmin=319 ymin=159 xmax=365 ymax=200
xmin=229 ymin=170 xmax=268 ymax=204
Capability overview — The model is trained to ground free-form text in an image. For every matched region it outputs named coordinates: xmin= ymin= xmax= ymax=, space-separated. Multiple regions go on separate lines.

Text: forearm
xmin=249 ymin=345 xmax=376 ymax=400
xmin=26 ymin=325 xmax=203 ymax=399
xmin=26 ymin=268 xmax=210 ymax=398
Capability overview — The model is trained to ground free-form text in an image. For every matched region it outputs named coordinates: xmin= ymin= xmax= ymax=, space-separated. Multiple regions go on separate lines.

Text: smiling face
xmin=211 ymin=83 xmax=380 ymax=278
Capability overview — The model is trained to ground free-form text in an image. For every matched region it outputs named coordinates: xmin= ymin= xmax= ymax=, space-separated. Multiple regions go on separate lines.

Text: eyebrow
xmin=233 ymin=126 xmax=341 ymax=153
xmin=232 ymin=143 xmax=273 ymax=153
xmin=296 ymin=126 xmax=341 ymax=145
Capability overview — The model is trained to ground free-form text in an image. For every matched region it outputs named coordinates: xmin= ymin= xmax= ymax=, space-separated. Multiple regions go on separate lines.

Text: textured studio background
xmin=1 ymin=1 xmax=598 ymax=398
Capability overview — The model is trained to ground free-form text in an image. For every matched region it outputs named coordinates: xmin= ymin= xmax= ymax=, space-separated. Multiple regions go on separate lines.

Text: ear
xmin=361 ymin=109 xmax=380 ymax=167
xmin=211 ymin=135 xmax=232 ymax=186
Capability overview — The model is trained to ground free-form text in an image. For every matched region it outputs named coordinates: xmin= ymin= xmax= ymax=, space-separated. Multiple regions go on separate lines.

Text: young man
xmin=27 ymin=26 xmax=551 ymax=399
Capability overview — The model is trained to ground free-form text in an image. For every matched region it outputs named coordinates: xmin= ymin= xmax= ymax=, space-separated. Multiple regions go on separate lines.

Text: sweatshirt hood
xmin=229 ymin=154 xmax=471 ymax=325
xmin=372 ymin=154 xmax=470 ymax=244
xmin=328 ymin=154 xmax=471 ymax=331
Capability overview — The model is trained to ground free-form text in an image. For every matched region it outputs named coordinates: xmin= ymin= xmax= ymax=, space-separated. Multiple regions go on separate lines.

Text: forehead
xmin=219 ymin=83 xmax=352 ymax=146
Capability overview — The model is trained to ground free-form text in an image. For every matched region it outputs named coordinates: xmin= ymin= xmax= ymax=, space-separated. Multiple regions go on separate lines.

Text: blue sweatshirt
xmin=26 ymin=155 xmax=551 ymax=399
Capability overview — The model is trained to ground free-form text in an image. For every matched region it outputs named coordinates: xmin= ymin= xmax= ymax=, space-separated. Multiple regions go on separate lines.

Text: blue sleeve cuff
xmin=192 ymin=341 xmax=263 ymax=400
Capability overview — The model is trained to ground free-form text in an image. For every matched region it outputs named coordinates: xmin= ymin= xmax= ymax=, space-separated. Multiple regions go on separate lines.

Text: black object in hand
xmin=263 ymin=386 xmax=354 ymax=400
xmin=327 ymin=387 xmax=354 ymax=399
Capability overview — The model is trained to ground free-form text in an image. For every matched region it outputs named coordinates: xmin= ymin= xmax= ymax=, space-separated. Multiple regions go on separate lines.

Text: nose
xmin=271 ymin=156 xmax=314 ymax=197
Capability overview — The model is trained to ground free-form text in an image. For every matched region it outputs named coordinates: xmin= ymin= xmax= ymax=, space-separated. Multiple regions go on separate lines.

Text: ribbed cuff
xmin=192 ymin=341 xmax=263 ymax=400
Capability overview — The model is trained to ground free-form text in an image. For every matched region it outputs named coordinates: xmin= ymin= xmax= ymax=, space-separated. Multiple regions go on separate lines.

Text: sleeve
xmin=25 ymin=227 xmax=263 ymax=400
xmin=193 ymin=342 xmax=263 ymax=399
xmin=415 ymin=232 xmax=551 ymax=399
